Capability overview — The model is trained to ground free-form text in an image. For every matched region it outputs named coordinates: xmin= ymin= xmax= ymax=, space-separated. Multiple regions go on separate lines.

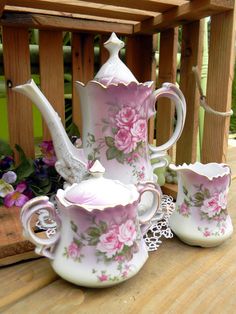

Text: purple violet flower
xmin=0 ymin=156 xmax=14 ymax=171
xmin=4 ymin=182 xmax=29 ymax=208
xmin=39 ymin=141 xmax=57 ymax=167
xmin=2 ymin=171 xmax=17 ymax=184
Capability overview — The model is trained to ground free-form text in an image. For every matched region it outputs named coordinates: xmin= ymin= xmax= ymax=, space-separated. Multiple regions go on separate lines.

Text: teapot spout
xmin=13 ymin=79 xmax=88 ymax=184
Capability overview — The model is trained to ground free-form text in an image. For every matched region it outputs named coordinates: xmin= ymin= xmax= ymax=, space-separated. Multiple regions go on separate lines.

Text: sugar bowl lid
xmin=94 ymin=32 xmax=138 ymax=85
xmin=64 ymin=160 xmax=138 ymax=209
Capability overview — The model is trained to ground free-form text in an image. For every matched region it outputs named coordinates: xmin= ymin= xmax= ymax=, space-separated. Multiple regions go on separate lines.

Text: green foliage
xmin=0 ymin=140 xmax=13 ymax=156
xmin=230 ymin=63 xmax=236 ymax=133
xmin=14 ymin=145 xmax=35 ymax=183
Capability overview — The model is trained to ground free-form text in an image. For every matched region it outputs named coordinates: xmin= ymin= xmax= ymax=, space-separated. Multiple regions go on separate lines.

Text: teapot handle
xmin=137 ymin=182 xmax=162 ymax=235
xmin=21 ymin=196 xmax=61 ymax=260
xmin=149 ymin=83 xmax=186 ymax=169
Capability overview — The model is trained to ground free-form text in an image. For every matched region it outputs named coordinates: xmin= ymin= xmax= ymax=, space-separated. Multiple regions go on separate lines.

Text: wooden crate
xmin=0 ymin=0 xmax=235 ymax=264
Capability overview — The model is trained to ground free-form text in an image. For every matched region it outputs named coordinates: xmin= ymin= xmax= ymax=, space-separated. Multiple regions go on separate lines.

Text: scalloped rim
xmin=169 ymin=162 xmax=231 ymax=181
xmin=75 ymin=79 xmax=154 ymax=90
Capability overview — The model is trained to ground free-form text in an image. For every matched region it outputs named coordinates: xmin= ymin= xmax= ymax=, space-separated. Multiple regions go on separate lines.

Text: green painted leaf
xmin=71 ymin=221 xmax=78 ymax=233
xmin=99 ymin=221 xmax=107 ymax=233
xmin=106 ymin=147 xmax=120 ymax=160
xmin=105 ymin=136 xmax=115 ymax=147
xmin=87 ymin=226 xmax=101 ymax=238
xmin=194 ymin=192 xmax=204 ymax=201
xmin=183 ymin=186 xmax=188 ymax=195
xmin=116 ymin=152 xmax=125 ymax=164
xmin=73 ymin=238 xmax=82 ymax=247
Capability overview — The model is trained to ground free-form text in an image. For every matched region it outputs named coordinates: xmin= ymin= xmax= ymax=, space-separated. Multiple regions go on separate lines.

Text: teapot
xmin=13 ymin=33 xmax=186 ymax=211
xmin=20 ymin=160 xmax=162 ymax=287
xmin=169 ymin=162 xmax=233 ymax=247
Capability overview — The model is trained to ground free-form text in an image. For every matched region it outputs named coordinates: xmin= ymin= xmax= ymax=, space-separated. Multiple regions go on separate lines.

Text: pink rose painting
xmin=85 ymin=101 xmax=149 ymax=181
xmin=64 ymin=240 xmax=83 ymax=262
xmin=114 ymin=129 xmax=137 ymax=154
xmin=180 ymin=184 xmax=229 ymax=237
xmin=118 ymin=219 xmax=137 ymax=247
xmin=64 ymin=218 xmax=139 ymax=283
xmin=178 ymin=202 xmax=190 ymax=217
xmin=115 ymin=107 xmax=137 ymax=129
xmin=200 ymin=194 xmax=222 ymax=218
xmin=96 ymin=226 xmax=124 ymax=258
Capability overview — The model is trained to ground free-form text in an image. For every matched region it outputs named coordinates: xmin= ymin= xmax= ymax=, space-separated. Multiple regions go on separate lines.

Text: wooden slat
xmin=0 ymin=1 xmax=7 ymax=16
xmin=0 ymin=206 xmax=35 ymax=261
xmin=0 ymin=12 xmax=134 ymax=34
xmin=72 ymin=33 xmax=83 ymax=136
xmin=161 ymin=183 xmax=178 ymax=199
xmin=201 ymin=8 xmax=236 ymax=163
xmin=0 ymin=251 xmax=38 ymax=267
xmin=0 ymin=258 xmax=58 ymax=311
xmin=81 ymin=34 xmax=95 ymax=84
xmin=81 ymin=0 xmax=187 ymax=13
xmin=3 ymin=278 xmax=85 ymax=313
xmin=3 ymin=6 xmax=137 ymax=25
xmin=2 ymin=26 xmax=34 ymax=160
xmin=156 ymin=28 xmax=178 ymax=156
xmin=39 ymin=30 xmax=64 ymax=140
xmin=134 ymin=0 xmax=235 ymax=34
xmin=4 ymin=0 xmax=158 ymax=22
xmin=126 ymin=35 xmax=156 ymax=143
xmin=126 ymin=35 xmax=153 ymax=82
xmin=176 ymin=20 xmax=204 ymax=164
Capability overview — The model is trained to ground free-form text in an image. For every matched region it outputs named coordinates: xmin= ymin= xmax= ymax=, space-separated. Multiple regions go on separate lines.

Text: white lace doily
xmin=144 ymin=195 xmax=175 ymax=251
xmin=34 ymin=195 xmax=175 ymax=251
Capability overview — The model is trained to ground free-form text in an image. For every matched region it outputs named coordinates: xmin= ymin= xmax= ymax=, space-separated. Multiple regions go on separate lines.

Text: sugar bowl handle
xmin=137 ymin=182 xmax=162 ymax=234
xmin=21 ymin=196 xmax=61 ymax=260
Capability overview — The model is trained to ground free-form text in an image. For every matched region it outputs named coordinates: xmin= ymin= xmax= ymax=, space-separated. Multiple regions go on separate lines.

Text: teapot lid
xmin=94 ymin=32 xmax=138 ymax=85
xmin=64 ymin=160 xmax=138 ymax=209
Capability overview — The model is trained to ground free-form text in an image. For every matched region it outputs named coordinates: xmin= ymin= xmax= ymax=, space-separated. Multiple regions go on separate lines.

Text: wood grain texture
xmin=2 ymin=26 xmax=34 ymax=160
xmin=134 ymin=0 xmax=234 ymax=33
xmin=126 ymin=35 xmax=153 ymax=82
xmin=39 ymin=30 xmax=64 ymax=140
xmin=4 ymin=0 xmax=158 ymax=22
xmin=79 ymin=0 xmax=187 ymax=12
xmin=0 ymin=206 xmax=34 ymax=260
xmin=71 ymin=33 xmax=83 ymax=136
xmin=156 ymin=28 xmax=178 ymax=156
xmin=201 ymin=8 xmax=236 ymax=163
xmin=176 ymin=20 xmax=204 ymax=164
xmin=0 ymin=12 xmax=134 ymax=34
xmin=0 ymin=258 xmax=58 ymax=311
xmin=0 ymin=1 xmax=6 ymax=16
xmin=0 ymin=251 xmax=38 ymax=267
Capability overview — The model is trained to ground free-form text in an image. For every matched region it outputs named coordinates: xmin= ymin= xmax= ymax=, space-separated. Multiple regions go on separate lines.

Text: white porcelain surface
xmin=169 ymin=162 xmax=233 ymax=247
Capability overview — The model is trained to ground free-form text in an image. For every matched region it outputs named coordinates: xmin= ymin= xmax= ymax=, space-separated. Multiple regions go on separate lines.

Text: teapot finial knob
xmin=89 ymin=160 xmax=105 ymax=178
xmin=104 ymin=32 xmax=124 ymax=57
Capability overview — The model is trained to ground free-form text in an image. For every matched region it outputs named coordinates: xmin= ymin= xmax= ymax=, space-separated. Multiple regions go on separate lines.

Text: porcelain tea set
xmin=15 ymin=33 xmax=233 ymax=287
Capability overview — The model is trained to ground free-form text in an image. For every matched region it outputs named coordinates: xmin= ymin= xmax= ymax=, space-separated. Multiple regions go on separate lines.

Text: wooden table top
xmin=1 ymin=143 xmax=236 ymax=313
xmin=0 ymin=178 xmax=235 ymax=313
